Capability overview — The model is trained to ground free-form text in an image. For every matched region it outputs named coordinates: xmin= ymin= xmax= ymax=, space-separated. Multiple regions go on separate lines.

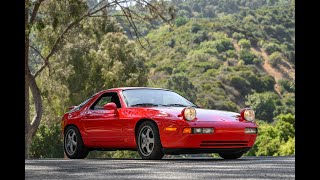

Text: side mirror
xmin=103 ymin=102 xmax=117 ymax=112
xmin=67 ymin=106 xmax=76 ymax=110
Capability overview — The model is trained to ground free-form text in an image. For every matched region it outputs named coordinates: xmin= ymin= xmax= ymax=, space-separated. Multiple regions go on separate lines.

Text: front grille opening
xmin=200 ymin=140 xmax=248 ymax=147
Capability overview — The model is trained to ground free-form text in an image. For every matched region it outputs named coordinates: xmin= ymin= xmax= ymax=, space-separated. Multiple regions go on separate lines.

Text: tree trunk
xmin=25 ymin=72 xmax=43 ymax=159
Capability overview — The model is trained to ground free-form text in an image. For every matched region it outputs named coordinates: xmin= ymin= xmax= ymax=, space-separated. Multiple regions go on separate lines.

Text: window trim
xmin=89 ymin=92 xmax=122 ymax=110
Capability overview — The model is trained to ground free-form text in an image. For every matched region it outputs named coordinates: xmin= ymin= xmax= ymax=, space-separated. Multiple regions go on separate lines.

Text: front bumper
xmin=159 ymin=121 xmax=257 ymax=149
xmin=163 ymin=147 xmax=251 ymax=155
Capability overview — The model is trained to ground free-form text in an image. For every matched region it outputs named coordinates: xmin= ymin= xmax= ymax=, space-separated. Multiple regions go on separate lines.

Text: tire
xmin=219 ymin=152 xmax=244 ymax=159
xmin=64 ymin=126 xmax=89 ymax=159
xmin=136 ymin=121 xmax=164 ymax=160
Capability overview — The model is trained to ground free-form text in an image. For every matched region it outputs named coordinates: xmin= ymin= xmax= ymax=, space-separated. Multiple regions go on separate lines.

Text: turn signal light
xmin=183 ymin=128 xmax=192 ymax=134
xmin=165 ymin=127 xmax=177 ymax=131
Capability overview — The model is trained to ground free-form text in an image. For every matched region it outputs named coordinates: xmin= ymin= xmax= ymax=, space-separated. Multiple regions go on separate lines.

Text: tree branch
xmin=30 ymin=45 xmax=46 ymax=61
xmin=34 ymin=64 xmax=47 ymax=78
xmin=29 ymin=0 xmax=45 ymax=27
xmin=30 ymin=45 xmax=51 ymax=77
xmin=45 ymin=0 xmax=124 ymax=61
xmin=116 ymin=1 xmax=150 ymax=50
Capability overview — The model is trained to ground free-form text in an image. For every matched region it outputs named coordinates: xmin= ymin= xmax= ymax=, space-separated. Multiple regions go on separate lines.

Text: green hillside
xmin=143 ymin=0 xmax=295 ymax=123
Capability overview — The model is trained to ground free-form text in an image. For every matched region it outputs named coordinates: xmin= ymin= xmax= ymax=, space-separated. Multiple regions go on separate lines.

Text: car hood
xmin=149 ymin=107 xmax=240 ymax=122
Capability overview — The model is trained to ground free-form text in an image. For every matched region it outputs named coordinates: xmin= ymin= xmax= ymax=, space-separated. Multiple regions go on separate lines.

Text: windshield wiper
xmin=130 ymin=103 xmax=162 ymax=107
xmin=163 ymin=104 xmax=196 ymax=107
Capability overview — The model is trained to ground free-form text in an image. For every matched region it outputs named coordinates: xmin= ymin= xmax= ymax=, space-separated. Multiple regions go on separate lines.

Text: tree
xmin=167 ymin=74 xmax=197 ymax=102
xmin=245 ymin=92 xmax=280 ymax=122
xmin=175 ymin=16 xmax=188 ymax=27
xmin=25 ymin=0 xmax=174 ymax=158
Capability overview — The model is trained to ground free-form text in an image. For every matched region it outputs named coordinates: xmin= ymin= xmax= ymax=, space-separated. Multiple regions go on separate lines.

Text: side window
xmin=90 ymin=92 xmax=121 ymax=110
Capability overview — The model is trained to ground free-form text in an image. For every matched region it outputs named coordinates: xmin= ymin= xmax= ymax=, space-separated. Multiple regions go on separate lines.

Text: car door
xmin=81 ymin=92 xmax=124 ymax=147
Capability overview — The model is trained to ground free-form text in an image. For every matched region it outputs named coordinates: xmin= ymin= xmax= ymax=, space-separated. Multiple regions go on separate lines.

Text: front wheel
xmin=219 ymin=152 xmax=244 ymax=159
xmin=137 ymin=121 xmax=164 ymax=160
xmin=64 ymin=126 xmax=89 ymax=159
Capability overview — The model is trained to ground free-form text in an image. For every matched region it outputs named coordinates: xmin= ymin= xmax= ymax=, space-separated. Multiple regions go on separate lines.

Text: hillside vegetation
xmin=144 ymin=0 xmax=295 ymax=122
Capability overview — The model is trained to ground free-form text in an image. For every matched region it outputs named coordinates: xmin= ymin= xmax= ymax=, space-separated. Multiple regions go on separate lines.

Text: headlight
xmin=183 ymin=107 xmax=196 ymax=121
xmin=242 ymin=108 xmax=255 ymax=121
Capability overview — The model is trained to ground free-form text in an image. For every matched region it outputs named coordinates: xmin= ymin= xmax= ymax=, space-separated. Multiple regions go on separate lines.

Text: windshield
xmin=122 ymin=89 xmax=197 ymax=107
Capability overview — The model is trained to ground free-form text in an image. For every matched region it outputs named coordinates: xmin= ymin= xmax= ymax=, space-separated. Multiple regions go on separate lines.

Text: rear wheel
xmin=137 ymin=121 xmax=164 ymax=160
xmin=64 ymin=126 xmax=89 ymax=159
xmin=219 ymin=152 xmax=244 ymax=159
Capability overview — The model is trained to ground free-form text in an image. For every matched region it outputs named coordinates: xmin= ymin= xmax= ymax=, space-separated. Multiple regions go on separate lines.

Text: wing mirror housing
xmin=103 ymin=102 xmax=118 ymax=114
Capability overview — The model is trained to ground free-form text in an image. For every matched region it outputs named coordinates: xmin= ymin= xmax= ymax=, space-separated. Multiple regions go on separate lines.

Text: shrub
xmin=269 ymin=51 xmax=283 ymax=67
xmin=214 ymin=38 xmax=234 ymax=53
xmin=30 ymin=122 xmax=64 ymax=158
xmin=232 ymin=32 xmax=245 ymax=40
xmin=191 ymin=24 xmax=201 ymax=33
xmin=238 ymin=39 xmax=251 ymax=49
xmin=175 ymin=17 xmax=188 ymax=27
xmin=263 ymin=42 xmax=282 ymax=54
xmin=239 ymin=49 xmax=256 ymax=64
xmin=245 ymin=92 xmax=280 ymax=122
xmin=278 ymin=79 xmax=295 ymax=93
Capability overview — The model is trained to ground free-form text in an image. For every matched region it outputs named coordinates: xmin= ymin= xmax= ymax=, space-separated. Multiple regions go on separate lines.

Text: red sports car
xmin=62 ymin=87 xmax=257 ymax=160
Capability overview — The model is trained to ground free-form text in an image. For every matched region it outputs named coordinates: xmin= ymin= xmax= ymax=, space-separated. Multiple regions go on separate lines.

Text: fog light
xmin=193 ymin=128 xmax=202 ymax=134
xmin=245 ymin=128 xmax=257 ymax=134
xmin=192 ymin=128 xmax=214 ymax=134
xmin=202 ymin=128 xmax=214 ymax=134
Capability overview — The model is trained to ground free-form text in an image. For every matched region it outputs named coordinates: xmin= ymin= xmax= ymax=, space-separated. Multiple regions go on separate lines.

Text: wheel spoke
xmin=146 ymin=129 xmax=151 ymax=138
xmin=141 ymin=133 xmax=146 ymax=140
xmin=146 ymin=144 xmax=151 ymax=153
xmin=149 ymin=137 xmax=154 ymax=144
xmin=141 ymin=142 xmax=146 ymax=148
xmin=70 ymin=144 xmax=73 ymax=152
xmin=72 ymin=140 xmax=77 ymax=146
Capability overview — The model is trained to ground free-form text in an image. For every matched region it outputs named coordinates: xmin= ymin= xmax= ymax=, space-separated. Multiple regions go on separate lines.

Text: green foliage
xmin=167 ymin=74 xmax=197 ymax=102
xmin=277 ymin=137 xmax=295 ymax=156
xmin=232 ymin=32 xmax=245 ymax=40
xmin=263 ymin=43 xmax=282 ymax=54
xmin=247 ymin=113 xmax=295 ymax=156
xmin=239 ymin=50 xmax=256 ymax=64
xmin=278 ymin=79 xmax=295 ymax=93
xmin=175 ymin=17 xmax=188 ymax=27
xmin=30 ymin=122 xmax=64 ymax=158
xmin=191 ymin=24 xmax=201 ymax=33
xmin=65 ymin=29 xmax=148 ymax=105
xmin=269 ymin=51 xmax=283 ymax=67
xmin=214 ymin=39 xmax=234 ymax=53
xmin=238 ymin=39 xmax=251 ymax=49
xmin=246 ymin=92 xmax=280 ymax=122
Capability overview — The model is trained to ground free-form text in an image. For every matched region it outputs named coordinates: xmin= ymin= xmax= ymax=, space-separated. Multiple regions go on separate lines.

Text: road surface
xmin=25 ymin=156 xmax=295 ymax=179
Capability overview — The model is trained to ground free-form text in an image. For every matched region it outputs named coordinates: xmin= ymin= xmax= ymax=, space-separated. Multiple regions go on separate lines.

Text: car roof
xmin=108 ymin=87 xmax=170 ymax=91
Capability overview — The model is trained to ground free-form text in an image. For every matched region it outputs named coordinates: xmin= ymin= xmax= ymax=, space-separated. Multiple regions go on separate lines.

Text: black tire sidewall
xmin=64 ymin=126 xmax=88 ymax=159
xmin=137 ymin=121 xmax=164 ymax=160
xmin=219 ymin=152 xmax=244 ymax=159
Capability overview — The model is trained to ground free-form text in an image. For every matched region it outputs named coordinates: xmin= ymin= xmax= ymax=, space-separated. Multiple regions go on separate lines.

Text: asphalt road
xmin=25 ymin=156 xmax=295 ymax=179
